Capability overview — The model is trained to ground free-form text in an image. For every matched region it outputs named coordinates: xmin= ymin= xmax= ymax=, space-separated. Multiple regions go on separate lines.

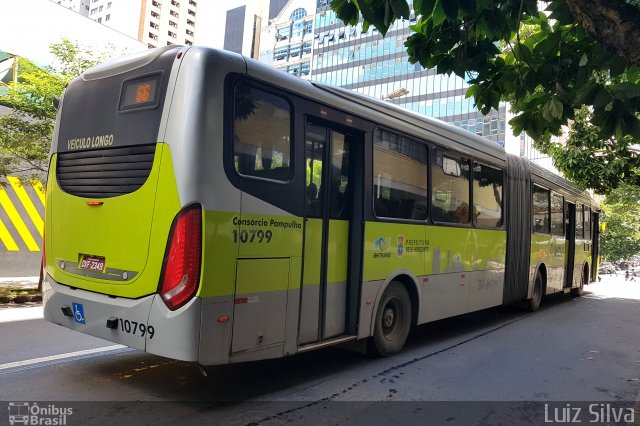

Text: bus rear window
xmin=119 ymin=73 xmax=162 ymax=111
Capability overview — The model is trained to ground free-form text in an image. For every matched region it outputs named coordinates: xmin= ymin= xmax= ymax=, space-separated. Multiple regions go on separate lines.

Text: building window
xmin=149 ymin=32 xmax=158 ymax=40
xmin=105 ymin=14 xmax=110 ymax=21
xmin=432 ymin=149 xmax=471 ymax=224
xmin=188 ymin=8 xmax=195 ymax=16
xmin=107 ymin=1 xmax=111 ymax=8
xmin=170 ymin=10 xmax=178 ymax=17
xmin=167 ymin=41 xmax=173 ymax=45
xmin=169 ymin=20 xmax=177 ymax=27
xmin=233 ymin=84 xmax=292 ymax=181
xmin=151 ymin=10 xmax=159 ymax=18
xmin=187 ymin=19 xmax=194 ymax=26
xmin=97 ymin=17 xmax=102 ymax=23
xmin=290 ymin=8 xmax=307 ymax=21
xmin=150 ymin=22 xmax=158 ymax=29
xmin=148 ymin=43 xmax=156 ymax=48
xmin=98 ymin=5 xmax=102 ymax=11
xmin=171 ymin=0 xmax=179 ymax=6
xmin=152 ymin=0 xmax=160 ymax=7
xmin=276 ymin=26 xmax=290 ymax=41
xmin=168 ymin=31 xmax=177 ymax=38
xmin=373 ymin=128 xmax=428 ymax=220
xmin=186 ymin=29 xmax=194 ymax=36
xmin=189 ymin=0 xmax=196 ymax=5
xmin=273 ymin=46 xmax=288 ymax=61
xmin=185 ymin=40 xmax=192 ymax=45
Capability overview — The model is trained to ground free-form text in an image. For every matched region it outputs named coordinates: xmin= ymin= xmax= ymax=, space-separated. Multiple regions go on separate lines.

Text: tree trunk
xmin=565 ymin=0 xmax=640 ymax=65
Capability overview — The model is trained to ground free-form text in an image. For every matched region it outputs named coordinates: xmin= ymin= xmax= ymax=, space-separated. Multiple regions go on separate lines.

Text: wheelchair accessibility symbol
xmin=72 ymin=303 xmax=86 ymax=324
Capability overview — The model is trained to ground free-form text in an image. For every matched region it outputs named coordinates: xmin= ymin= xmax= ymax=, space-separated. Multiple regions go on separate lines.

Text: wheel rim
xmin=533 ymin=277 xmax=541 ymax=301
xmin=381 ymin=297 xmax=403 ymax=340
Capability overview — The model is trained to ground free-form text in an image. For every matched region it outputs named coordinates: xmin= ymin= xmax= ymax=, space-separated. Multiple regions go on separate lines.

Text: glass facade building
xmin=311 ymin=1 xmax=507 ymax=146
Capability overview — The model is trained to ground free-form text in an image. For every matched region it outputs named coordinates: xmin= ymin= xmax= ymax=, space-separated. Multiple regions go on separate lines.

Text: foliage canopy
xmin=332 ymin=0 xmax=640 ymax=192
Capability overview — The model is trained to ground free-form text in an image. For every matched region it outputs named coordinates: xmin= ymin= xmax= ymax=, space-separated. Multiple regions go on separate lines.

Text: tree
xmin=599 ymin=184 xmax=640 ymax=261
xmin=332 ymin=0 xmax=640 ymax=191
xmin=0 ymin=39 xmax=119 ymax=181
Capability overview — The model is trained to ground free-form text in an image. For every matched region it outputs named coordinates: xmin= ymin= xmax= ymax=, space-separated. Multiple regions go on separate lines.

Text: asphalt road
xmin=1 ymin=273 xmax=639 ymax=425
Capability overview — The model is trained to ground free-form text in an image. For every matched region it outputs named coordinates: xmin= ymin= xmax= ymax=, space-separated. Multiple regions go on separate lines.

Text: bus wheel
xmin=529 ymin=272 xmax=543 ymax=312
xmin=571 ymin=269 xmax=586 ymax=297
xmin=368 ymin=282 xmax=412 ymax=356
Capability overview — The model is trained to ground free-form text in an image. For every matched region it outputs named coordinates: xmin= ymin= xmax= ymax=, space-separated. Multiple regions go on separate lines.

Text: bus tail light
xmin=159 ymin=205 xmax=202 ymax=311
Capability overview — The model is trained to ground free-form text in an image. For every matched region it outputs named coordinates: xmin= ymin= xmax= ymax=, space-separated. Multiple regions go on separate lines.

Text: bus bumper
xmin=42 ymin=274 xmax=201 ymax=362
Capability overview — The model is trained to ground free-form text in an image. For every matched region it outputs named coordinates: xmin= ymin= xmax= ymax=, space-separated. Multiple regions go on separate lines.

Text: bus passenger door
xmin=299 ymin=122 xmax=356 ymax=344
xmin=564 ymin=202 xmax=576 ymax=288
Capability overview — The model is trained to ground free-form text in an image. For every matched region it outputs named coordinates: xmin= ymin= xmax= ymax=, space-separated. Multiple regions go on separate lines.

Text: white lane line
xmin=0 ymin=345 xmax=126 ymax=371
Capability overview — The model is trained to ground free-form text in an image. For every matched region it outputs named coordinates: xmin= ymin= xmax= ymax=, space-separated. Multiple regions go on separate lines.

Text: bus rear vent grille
xmin=56 ymin=144 xmax=156 ymax=198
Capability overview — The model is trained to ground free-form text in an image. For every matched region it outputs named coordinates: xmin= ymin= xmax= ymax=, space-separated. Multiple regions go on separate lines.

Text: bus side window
xmin=373 ymin=128 xmax=428 ymax=221
xmin=233 ymin=84 xmax=292 ymax=181
xmin=431 ymin=149 xmax=470 ymax=224
xmin=472 ymin=162 xmax=503 ymax=228
xmin=532 ymin=185 xmax=550 ymax=234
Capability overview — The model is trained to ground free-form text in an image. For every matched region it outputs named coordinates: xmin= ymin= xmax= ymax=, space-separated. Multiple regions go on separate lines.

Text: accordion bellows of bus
xmin=42 ymin=45 xmax=600 ymax=366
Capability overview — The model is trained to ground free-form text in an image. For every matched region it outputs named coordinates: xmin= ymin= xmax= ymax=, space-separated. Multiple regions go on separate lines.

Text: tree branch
xmin=565 ymin=0 xmax=640 ymax=65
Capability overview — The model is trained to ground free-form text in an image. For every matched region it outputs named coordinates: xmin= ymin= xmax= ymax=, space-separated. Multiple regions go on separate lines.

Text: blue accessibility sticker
xmin=72 ymin=303 xmax=86 ymax=324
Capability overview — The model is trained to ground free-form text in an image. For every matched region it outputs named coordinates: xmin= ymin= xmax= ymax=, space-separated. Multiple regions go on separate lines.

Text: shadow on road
xmin=76 ymin=291 xmax=591 ymax=402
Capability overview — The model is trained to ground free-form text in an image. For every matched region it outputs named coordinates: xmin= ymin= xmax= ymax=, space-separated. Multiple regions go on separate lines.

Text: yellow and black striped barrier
xmin=0 ymin=177 xmax=45 ymax=252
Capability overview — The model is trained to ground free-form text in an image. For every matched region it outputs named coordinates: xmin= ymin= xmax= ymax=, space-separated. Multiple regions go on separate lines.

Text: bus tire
xmin=529 ymin=272 xmax=543 ymax=312
xmin=571 ymin=269 xmax=586 ymax=297
xmin=368 ymin=281 xmax=412 ymax=357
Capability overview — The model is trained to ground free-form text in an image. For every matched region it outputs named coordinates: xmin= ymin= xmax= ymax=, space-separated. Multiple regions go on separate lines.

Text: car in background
xmin=599 ymin=262 xmax=616 ymax=274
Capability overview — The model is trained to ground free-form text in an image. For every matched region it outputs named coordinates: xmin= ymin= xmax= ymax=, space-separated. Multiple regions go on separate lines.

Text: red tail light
xmin=159 ymin=205 xmax=202 ymax=310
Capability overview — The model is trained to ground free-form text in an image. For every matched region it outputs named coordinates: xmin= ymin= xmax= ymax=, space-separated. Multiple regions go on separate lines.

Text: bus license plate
xmin=79 ymin=255 xmax=106 ymax=273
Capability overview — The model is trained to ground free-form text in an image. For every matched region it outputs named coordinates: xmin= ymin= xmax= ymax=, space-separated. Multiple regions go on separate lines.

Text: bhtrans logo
xmin=66 ymin=134 xmax=114 ymax=151
xmin=7 ymin=402 xmax=73 ymax=425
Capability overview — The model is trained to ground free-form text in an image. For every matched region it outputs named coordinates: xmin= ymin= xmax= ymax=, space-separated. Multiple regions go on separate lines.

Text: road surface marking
xmin=8 ymin=176 xmax=44 ymax=237
xmin=0 ymin=345 xmax=126 ymax=371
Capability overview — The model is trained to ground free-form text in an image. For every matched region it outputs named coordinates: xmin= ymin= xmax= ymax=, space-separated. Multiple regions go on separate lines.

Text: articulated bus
xmin=42 ymin=46 xmax=599 ymax=365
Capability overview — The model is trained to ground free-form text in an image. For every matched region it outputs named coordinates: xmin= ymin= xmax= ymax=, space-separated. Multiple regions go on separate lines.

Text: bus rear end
xmin=42 ymin=46 xmax=202 ymax=361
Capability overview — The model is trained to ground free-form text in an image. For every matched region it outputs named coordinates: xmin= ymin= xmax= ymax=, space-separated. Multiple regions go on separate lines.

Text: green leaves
xmin=542 ymin=96 xmax=564 ymax=122
xmin=0 ymin=38 xmax=125 ymax=181
xmin=600 ymin=184 xmax=640 ymax=261
xmin=331 ymin=0 xmax=640 ymax=191
xmin=331 ymin=0 xmax=359 ymax=25
xmin=441 ymin=0 xmax=459 ymax=20
xmin=389 ymin=0 xmax=410 ymax=19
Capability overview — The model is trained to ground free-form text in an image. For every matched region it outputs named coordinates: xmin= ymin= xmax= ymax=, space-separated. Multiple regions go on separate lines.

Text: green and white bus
xmin=42 ymin=46 xmax=599 ymax=364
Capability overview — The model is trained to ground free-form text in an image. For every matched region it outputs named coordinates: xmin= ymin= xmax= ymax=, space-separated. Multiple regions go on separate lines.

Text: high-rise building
xmin=56 ymin=0 xmax=90 ymax=16
xmin=259 ymin=0 xmax=316 ymax=79
xmin=140 ymin=0 xmax=197 ymax=48
xmin=56 ymin=0 xmax=197 ymax=49
xmin=222 ymin=3 xmax=263 ymax=59
xmin=310 ymin=1 xmax=507 ymax=146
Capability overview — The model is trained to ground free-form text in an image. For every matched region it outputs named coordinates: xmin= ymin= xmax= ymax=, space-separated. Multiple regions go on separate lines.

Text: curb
xmin=0 ymin=294 xmax=42 ymax=304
